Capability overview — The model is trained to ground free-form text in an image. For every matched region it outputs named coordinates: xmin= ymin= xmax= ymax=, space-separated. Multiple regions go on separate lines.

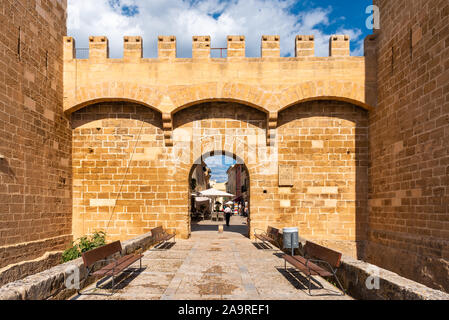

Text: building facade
xmin=190 ymin=162 xmax=211 ymax=193
xmin=0 ymin=0 xmax=447 ymax=293
xmin=0 ymin=0 xmax=72 ymax=286
xmin=365 ymin=0 xmax=449 ymax=292
xmin=226 ymin=164 xmax=249 ymax=207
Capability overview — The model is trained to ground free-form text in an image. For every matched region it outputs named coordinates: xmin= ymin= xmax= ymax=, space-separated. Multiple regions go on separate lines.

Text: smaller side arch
xmin=64 ymin=97 xmax=164 ymax=115
xmin=170 ymin=98 xmax=270 ymax=117
xmin=277 ymin=80 xmax=374 ymax=113
xmin=279 ymin=96 xmax=374 ymax=114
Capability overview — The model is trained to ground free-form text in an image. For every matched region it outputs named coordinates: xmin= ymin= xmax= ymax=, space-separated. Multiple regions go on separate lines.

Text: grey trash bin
xmin=283 ymin=227 xmax=299 ymax=255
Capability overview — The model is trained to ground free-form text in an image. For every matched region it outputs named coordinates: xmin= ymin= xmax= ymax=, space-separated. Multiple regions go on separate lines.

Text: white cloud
xmin=336 ymin=27 xmax=364 ymax=56
xmin=204 ymin=155 xmax=235 ymax=182
xmin=68 ymin=0 xmax=364 ymax=58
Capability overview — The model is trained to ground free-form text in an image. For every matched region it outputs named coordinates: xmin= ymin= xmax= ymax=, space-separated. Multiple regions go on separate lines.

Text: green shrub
xmin=61 ymin=231 xmax=106 ymax=263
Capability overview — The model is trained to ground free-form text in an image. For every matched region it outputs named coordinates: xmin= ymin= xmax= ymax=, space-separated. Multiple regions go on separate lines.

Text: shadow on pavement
xmin=191 ymin=219 xmax=248 ymax=237
xmin=70 ymin=267 xmax=146 ymax=299
xmin=276 ymin=267 xmax=344 ymax=297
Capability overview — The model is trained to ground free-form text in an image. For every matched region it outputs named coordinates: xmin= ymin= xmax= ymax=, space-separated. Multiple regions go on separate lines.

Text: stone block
xmin=329 ymin=35 xmax=350 ymax=57
xmin=295 ymin=35 xmax=315 ymax=57
xmin=261 ymin=35 xmax=280 ymax=58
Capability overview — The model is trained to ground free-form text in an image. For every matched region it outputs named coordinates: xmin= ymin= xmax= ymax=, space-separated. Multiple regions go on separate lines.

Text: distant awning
xmin=195 ymin=197 xmax=211 ymax=202
xmin=199 ymin=188 xmax=234 ymax=197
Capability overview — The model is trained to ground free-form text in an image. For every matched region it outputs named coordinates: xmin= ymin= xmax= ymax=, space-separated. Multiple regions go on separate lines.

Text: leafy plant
xmin=61 ymin=231 xmax=107 ymax=263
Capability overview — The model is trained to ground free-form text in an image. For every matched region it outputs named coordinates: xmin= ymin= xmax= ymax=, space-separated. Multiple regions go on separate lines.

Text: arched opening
xmin=71 ymin=101 xmax=165 ymax=241
xmin=171 ymin=98 xmax=269 ymax=117
xmin=188 ymin=151 xmax=251 ymax=238
xmin=65 ymin=97 xmax=163 ymax=116
xmin=277 ymin=99 xmax=369 ymax=259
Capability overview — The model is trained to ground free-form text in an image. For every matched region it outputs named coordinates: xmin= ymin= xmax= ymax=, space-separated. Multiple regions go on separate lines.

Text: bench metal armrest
xmin=84 ymin=258 xmax=118 ymax=278
xmin=254 ymin=229 xmax=268 ymax=236
xmin=307 ymin=258 xmax=337 ymax=274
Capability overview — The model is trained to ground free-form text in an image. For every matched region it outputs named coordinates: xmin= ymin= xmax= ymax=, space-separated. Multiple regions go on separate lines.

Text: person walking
xmin=224 ymin=205 xmax=232 ymax=227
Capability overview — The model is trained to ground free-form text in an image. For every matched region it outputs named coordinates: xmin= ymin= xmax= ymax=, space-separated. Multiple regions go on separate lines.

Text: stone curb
xmin=338 ymin=255 xmax=449 ymax=300
xmin=0 ymin=232 xmax=154 ymax=300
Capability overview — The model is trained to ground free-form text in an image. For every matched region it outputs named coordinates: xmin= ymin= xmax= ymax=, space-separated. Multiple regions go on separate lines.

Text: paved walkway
xmin=72 ymin=216 xmax=351 ymax=300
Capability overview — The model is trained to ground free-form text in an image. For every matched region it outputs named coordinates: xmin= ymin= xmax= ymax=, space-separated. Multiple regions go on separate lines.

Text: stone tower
xmin=0 ymin=0 xmax=72 ymax=285
xmin=367 ymin=0 xmax=449 ymax=292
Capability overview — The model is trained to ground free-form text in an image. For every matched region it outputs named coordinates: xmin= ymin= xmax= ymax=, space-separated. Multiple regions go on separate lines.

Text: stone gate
xmin=64 ymin=34 xmax=374 ymax=258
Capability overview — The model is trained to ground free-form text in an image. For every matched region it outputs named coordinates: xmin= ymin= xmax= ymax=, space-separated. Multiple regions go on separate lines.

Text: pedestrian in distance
xmin=224 ymin=205 xmax=232 ymax=227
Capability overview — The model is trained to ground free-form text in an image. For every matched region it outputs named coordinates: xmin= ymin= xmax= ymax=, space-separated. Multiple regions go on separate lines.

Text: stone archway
xmin=276 ymin=99 xmax=369 ymax=258
xmin=187 ymin=150 xmax=252 ymax=237
xmin=68 ymin=97 xmax=370 ymax=257
xmin=171 ymin=100 xmax=277 ymax=239
xmin=70 ymin=101 xmax=170 ymax=241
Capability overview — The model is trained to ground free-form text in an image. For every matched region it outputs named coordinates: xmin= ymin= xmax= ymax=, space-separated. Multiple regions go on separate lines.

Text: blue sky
xmin=68 ymin=0 xmax=374 ymax=58
xmin=204 ymin=155 xmax=236 ymax=183
xmin=289 ymin=0 xmax=373 ymax=54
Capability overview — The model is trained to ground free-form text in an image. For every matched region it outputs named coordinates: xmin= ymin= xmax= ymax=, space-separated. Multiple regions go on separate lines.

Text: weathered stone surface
xmin=70 ymin=100 xmax=368 ymax=260
xmin=0 ymin=0 xmax=447 ymax=296
xmin=74 ymin=218 xmax=351 ymax=300
xmin=0 ymin=0 xmax=72 ymax=277
xmin=63 ymin=34 xmax=372 ymax=115
xmin=338 ymin=256 xmax=449 ymax=300
xmin=368 ymin=0 xmax=449 ymax=292
xmin=0 ymin=251 xmax=62 ymax=287
xmin=0 ymin=232 xmax=153 ymax=300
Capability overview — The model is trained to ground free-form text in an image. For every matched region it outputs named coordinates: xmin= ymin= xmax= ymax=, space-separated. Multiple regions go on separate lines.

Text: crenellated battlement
xmin=124 ymin=36 xmax=143 ymax=60
xmin=63 ymin=33 xmax=374 ymax=132
xmin=295 ymin=35 xmax=315 ymax=57
xmin=63 ymin=34 xmax=358 ymax=60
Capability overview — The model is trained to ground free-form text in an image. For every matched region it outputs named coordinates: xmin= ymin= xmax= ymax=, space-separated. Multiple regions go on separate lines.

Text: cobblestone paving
xmin=72 ymin=217 xmax=352 ymax=300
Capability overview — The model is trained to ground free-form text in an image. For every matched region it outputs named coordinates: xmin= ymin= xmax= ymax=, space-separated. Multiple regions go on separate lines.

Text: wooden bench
xmin=254 ymin=226 xmax=281 ymax=249
xmin=78 ymin=241 xmax=143 ymax=295
xmin=282 ymin=241 xmax=345 ymax=296
xmin=151 ymin=226 xmax=176 ymax=249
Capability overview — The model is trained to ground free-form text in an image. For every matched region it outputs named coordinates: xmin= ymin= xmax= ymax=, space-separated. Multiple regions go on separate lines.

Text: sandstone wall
xmin=71 ymin=102 xmax=174 ymax=240
xmin=71 ymin=100 xmax=367 ymax=258
xmin=278 ymin=101 xmax=369 ymax=258
xmin=368 ymin=0 xmax=449 ymax=292
xmin=0 ymin=0 xmax=72 ymax=278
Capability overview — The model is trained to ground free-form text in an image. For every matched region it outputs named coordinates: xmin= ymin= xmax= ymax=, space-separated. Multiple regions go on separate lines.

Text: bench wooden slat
xmin=82 ymin=241 xmax=122 ymax=268
xmin=255 ymin=234 xmax=271 ymax=242
xmin=161 ymin=233 xmax=175 ymax=241
xmin=281 ymin=241 xmax=345 ymax=296
xmin=151 ymin=226 xmax=176 ymax=246
xmin=304 ymin=241 xmax=342 ymax=268
xmin=267 ymin=226 xmax=279 ymax=238
xmin=78 ymin=239 xmax=144 ymax=295
xmin=92 ymin=254 xmax=137 ymax=274
xmin=282 ymin=254 xmax=332 ymax=277
xmin=254 ymin=226 xmax=280 ymax=249
xmin=93 ymin=254 xmax=143 ymax=277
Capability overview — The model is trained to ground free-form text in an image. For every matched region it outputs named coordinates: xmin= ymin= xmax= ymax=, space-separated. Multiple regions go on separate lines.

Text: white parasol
xmin=199 ymin=188 xmax=234 ymax=212
xmin=199 ymin=188 xmax=234 ymax=197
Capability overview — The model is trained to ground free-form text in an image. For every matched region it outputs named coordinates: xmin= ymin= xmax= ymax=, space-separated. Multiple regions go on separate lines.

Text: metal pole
xmin=291 ymin=232 xmax=294 ymax=256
